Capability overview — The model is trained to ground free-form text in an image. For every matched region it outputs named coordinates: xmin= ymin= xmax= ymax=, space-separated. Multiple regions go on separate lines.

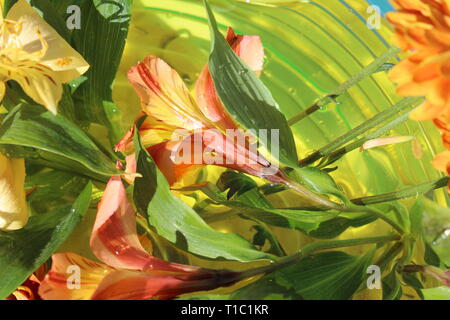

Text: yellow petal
xmin=39 ymin=253 xmax=113 ymax=300
xmin=11 ymin=67 xmax=62 ymax=114
xmin=0 ymin=153 xmax=28 ymax=231
xmin=128 ymin=56 xmax=207 ymax=130
xmin=0 ymin=81 xmax=5 ymax=102
xmin=7 ymin=0 xmax=89 ymax=82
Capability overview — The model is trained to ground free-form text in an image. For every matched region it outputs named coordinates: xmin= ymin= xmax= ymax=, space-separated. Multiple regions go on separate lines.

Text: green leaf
xmin=204 ymin=0 xmax=298 ymax=166
xmin=234 ymin=250 xmax=375 ymax=300
xmin=3 ymin=0 xmax=18 ymax=14
xmin=217 ymin=171 xmax=257 ymax=199
xmin=290 ymin=167 xmax=348 ymax=203
xmin=308 ymin=214 xmax=377 ymax=239
xmin=25 ymin=169 xmax=88 ymax=214
xmin=0 ymin=182 xmax=92 ymax=299
xmin=422 ymin=286 xmax=450 ymax=300
xmin=196 ymin=184 xmax=339 ymax=231
xmin=133 ymin=125 xmax=274 ymax=262
xmin=231 ymin=275 xmax=303 ymax=300
xmin=0 ymin=104 xmax=120 ymax=180
xmin=402 ymin=273 xmax=424 ymax=300
xmin=71 ymin=0 xmax=132 ymax=124
xmin=424 ymin=242 xmax=441 ymax=267
xmin=382 ymin=270 xmax=402 ymax=300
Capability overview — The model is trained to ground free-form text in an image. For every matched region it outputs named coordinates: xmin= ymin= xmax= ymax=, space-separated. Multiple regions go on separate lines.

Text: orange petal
xmin=413 ymin=60 xmax=441 ymax=82
xmin=410 ymin=100 xmax=445 ymax=120
xmin=128 ymin=56 xmax=206 ymax=131
xmin=389 ymin=59 xmax=415 ymax=84
xmin=7 ymin=275 xmax=41 ymax=300
xmin=195 ymin=28 xmax=264 ymax=130
xmin=396 ymin=81 xmax=430 ymax=96
xmin=38 ymin=252 xmax=113 ymax=300
xmin=115 ymin=116 xmax=177 ymax=153
xmin=432 ymin=151 xmax=450 ymax=172
xmin=428 ymin=79 xmax=450 ymax=106
xmin=90 ymin=176 xmax=198 ymax=273
xmin=148 ymin=140 xmax=202 ymax=186
xmin=151 ymin=130 xmax=284 ymax=186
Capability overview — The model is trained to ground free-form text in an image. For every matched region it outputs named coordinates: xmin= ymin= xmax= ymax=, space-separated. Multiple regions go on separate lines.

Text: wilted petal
xmin=0 ymin=154 xmax=28 ymax=231
xmin=361 ymin=136 xmax=416 ymax=150
xmin=39 ymin=253 xmax=113 ymax=300
xmin=424 ymin=266 xmax=450 ymax=287
xmin=128 ymin=56 xmax=206 ymax=131
xmin=90 ymin=176 xmax=199 ymax=273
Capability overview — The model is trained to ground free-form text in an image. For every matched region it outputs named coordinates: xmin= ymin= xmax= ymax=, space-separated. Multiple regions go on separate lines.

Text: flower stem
xmin=351 ymin=177 xmax=450 ymax=206
xmin=288 ymin=46 xmax=401 ymax=126
xmin=239 ymin=234 xmax=400 ymax=279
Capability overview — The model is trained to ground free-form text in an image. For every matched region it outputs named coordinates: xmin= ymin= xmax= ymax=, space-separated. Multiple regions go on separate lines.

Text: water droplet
xmin=182 ymin=75 xmax=192 ymax=85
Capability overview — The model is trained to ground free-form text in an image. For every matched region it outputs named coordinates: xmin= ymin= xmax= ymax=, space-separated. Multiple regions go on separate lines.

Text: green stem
xmin=288 ymin=46 xmax=401 ymax=126
xmin=288 ymin=177 xmax=449 ymax=211
xmin=239 ymin=234 xmax=399 ymax=279
xmin=351 ymin=177 xmax=450 ymax=205
xmin=283 ymin=177 xmax=343 ymax=210
xmin=348 ymin=205 xmax=404 ymax=234
xmin=375 ymin=242 xmax=404 ymax=271
xmin=299 ymin=97 xmax=422 ymax=166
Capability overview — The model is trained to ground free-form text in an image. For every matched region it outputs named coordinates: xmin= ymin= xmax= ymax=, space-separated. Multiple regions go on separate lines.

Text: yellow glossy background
xmin=113 ymin=0 xmax=445 ymax=199
xmin=111 ymin=0 xmax=447 ymax=299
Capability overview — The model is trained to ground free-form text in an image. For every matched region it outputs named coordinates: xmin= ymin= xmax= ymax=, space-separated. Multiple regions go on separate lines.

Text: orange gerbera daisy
xmin=388 ymin=0 xmax=450 ymax=181
xmin=388 ymin=0 xmax=450 ymax=121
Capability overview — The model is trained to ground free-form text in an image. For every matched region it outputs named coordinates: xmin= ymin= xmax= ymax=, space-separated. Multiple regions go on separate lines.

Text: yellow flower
xmin=0 ymin=152 xmax=27 ymax=231
xmin=0 ymin=0 xmax=89 ymax=114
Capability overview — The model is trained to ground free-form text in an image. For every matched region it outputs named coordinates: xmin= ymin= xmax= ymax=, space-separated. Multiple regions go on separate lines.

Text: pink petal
xmin=90 ymin=176 xmax=198 ymax=273
xmin=195 ymin=28 xmax=264 ymax=130
xmin=92 ymin=268 xmax=240 ymax=300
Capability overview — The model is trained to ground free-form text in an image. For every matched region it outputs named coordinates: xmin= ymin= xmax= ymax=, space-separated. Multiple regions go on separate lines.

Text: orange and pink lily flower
xmin=116 ymin=28 xmax=287 ymax=187
xmin=39 ymin=177 xmax=242 ymax=300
